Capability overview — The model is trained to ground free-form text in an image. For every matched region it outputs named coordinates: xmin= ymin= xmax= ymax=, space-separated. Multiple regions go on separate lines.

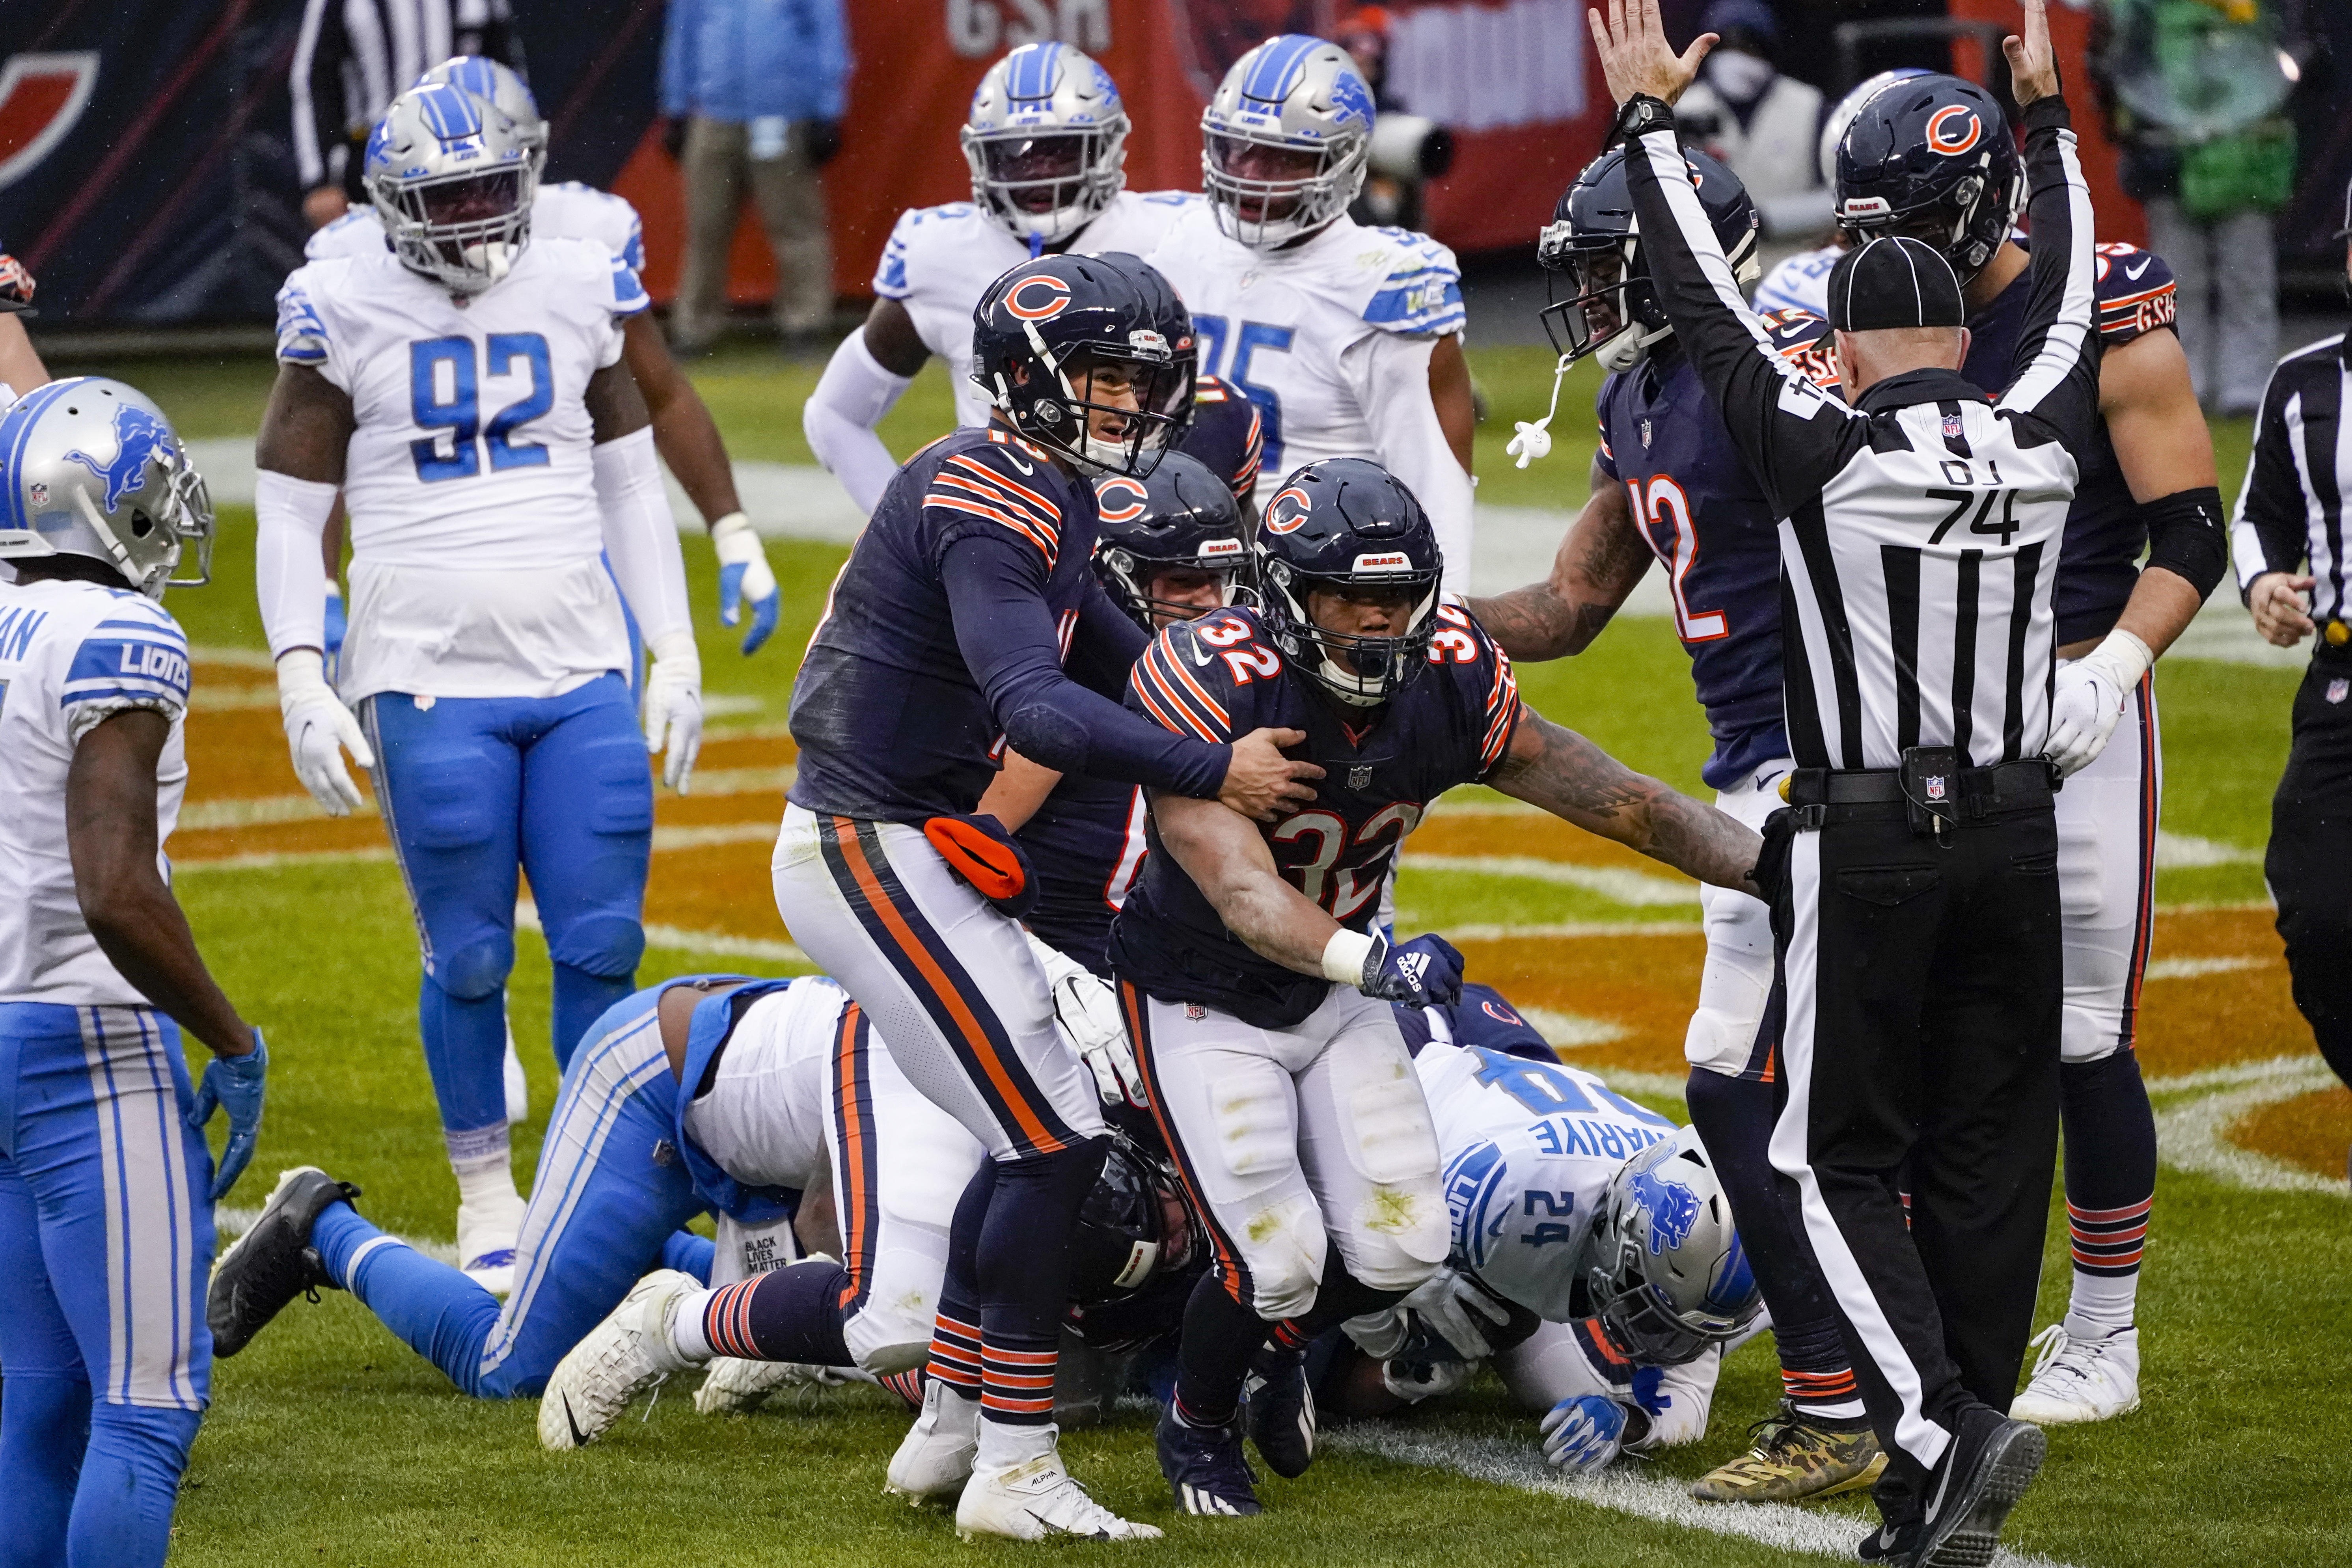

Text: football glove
xmin=2045 ymin=659 xmax=2124 ymax=777
xmin=1038 ymin=945 xmax=1145 ymax=1110
xmin=1358 ymin=932 xmax=1466 ymax=1008
xmin=1401 ymin=1265 xmax=1514 ymax=1361
xmin=277 ymin=648 xmax=374 ymax=815
xmin=189 ymin=1030 xmax=268 ymax=1201
xmin=1625 ymin=1345 xmax=1719 ymax=1451
xmin=321 ymin=584 xmax=346 ymax=680
xmin=710 ymin=513 xmax=780 ymax=656
xmin=1540 ymin=1394 xmax=1629 ymax=1474
xmin=644 ymin=631 xmax=704 ymax=793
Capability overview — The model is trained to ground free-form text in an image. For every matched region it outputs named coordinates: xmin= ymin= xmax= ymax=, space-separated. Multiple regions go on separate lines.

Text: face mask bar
xmin=1203 ymin=129 xmax=1367 ymax=250
xmin=376 ymin=166 xmax=535 ymax=293
xmin=966 ymin=128 xmax=1122 ymax=244
xmin=1007 ymin=339 xmax=1195 ymax=479
xmin=1265 ymin=562 xmax=1439 ymax=706
xmin=1099 ymin=549 xmax=1244 ymax=627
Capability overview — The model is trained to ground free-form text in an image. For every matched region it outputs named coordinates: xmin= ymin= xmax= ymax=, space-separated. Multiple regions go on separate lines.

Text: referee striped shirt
xmin=1618 ymin=95 xmax=2105 ymax=772
xmin=291 ymin=0 xmax=522 ymax=192
xmin=2230 ymin=333 xmax=2350 ymax=624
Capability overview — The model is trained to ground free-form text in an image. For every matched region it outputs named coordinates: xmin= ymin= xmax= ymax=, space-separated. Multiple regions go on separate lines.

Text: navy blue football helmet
xmin=1068 ymin=1135 xmax=1196 ymax=1305
xmin=1834 ymin=74 xmax=2021 ymax=284
xmin=971 ymin=251 xmax=1196 ymax=477
xmin=1253 ymin=458 xmax=1441 ymax=708
xmin=1092 ymin=451 xmax=1247 ymax=630
xmin=1538 ymin=144 xmax=1759 ymax=372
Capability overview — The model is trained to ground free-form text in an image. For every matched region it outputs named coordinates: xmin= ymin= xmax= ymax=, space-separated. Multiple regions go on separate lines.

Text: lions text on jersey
xmin=273 ymin=237 xmax=650 ymax=703
xmin=304 ymin=182 xmax=647 ymax=274
xmin=871 ymin=190 xmax=1200 ymax=430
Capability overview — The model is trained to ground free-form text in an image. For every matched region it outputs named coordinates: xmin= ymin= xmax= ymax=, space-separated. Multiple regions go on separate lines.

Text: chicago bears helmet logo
xmin=1262 ymin=484 xmax=1312 ymax=534
xmin=1481 ymin=998 xmax=1523 ymax=1026
xmin=1629 ymin=1164 xmax=1702 ymax=1255
xmin=1095 ymin=477 xmax=1149 ymax=523
xmin=63 ymin=403 xmax=172 ymax=511
xmin=1004 ymin=273 xmax=1074 ymax=322
xmin=1925 ymin=105 xmax=1983 ymax=156
xmin=0 ymin=52 xmax=101 ymax=192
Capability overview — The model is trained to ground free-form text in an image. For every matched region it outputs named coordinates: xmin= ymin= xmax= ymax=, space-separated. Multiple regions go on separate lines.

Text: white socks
xmin=669 ymin=1288 xmax=717 ymax=1363
xmin=975 ymin=1416 xmax=1057 ymax=1473
xmin=2065 ymin=1272 xmax=2138 ymax=1339
xmin=447 ymin=1126 xmax=522 ymax=1213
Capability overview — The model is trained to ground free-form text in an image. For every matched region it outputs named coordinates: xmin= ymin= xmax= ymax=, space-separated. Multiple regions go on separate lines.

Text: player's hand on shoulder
xmin=645 ymin=631 xmax=704 ymax=792
xmin=276 ymin=649 xmax=374 ymax=815
xmin=710 ymin=513 xmax=780 ymax=656
xmin=1359 ymin=931 xmax=1465 ymax=1007
xmin=1540 ymin=1393 xmax=1630 ymax=1474
xmin=1217 ymin=727 xmax=1322 ymax=821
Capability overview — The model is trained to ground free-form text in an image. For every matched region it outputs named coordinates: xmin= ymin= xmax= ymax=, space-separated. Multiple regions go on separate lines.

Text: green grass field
xmin=31 ymin=340 xmax=2352 ymax=1566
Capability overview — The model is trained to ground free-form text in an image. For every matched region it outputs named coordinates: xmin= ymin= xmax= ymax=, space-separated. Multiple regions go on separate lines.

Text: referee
xmin=2232 ymin=179 xmax=2352 ymax=1124
xmin=1589 ymin=2 xmax=2103 ymax=1561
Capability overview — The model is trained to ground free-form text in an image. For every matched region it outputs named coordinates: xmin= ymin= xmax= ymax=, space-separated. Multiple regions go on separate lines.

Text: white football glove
xmin=710 ymin=512 xmax=781 ymax=656
xmin=1401 ymin=1265 xmax=1514 ymax=1361
xmin=644 ymin=630 xmax=704 ymax=793
xmin=276 ymin=648 xmax=373 ymax=815
xmin=1540 ymin=1394 xmax=1629 ymax=1474
xmin=2044 ymin=629 xmax=2149 ymax=778
xmin=1382 ymin=1354 xmax=1477 ymax=1404
xmin=1625 ymin=1343 xmax=1720 ymax=1451
xmin=1026 ymin=931 xmax=1146 ymax=1108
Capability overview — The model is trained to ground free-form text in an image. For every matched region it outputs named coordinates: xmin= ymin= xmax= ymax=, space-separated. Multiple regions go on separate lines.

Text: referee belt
xmin=1782 ymin=760 xmax=2054 ymax=828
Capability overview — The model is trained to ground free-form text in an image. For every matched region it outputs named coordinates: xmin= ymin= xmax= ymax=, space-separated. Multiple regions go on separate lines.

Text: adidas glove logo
xmin=1398 ymin=953 xmax=1428 ymax=985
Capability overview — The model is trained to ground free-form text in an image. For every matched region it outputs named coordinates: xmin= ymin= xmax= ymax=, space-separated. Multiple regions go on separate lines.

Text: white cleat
xmin=885 ymin=1378 xmax=981 ymax=1503
xmin=954 ymin=1451 xmax=1163 ymax=1542
xmin=456 ymin=1190 xmax=526 ymax=1297
xmin=2010 ymin=1324 xmax=2141 ymax=1425
xmin=538 ymin=1269 xmax=696 ymax=1450
xmin=693 ymin=1356 xmax=847 ymax=1415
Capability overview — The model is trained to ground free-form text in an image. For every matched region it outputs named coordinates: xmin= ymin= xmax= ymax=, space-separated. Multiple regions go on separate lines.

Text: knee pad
xmin=1233 ymin=1194 xmax=1328 ymax=1323
xmin=431 ymin=934 xmax=514 ymax=1001
xmin=546 ymin=913 xmax=645 ymax=981
xmin=851 ymin=1333 xmax=932 ymax=1378
xmin=1344 ymin=1214 xmax=1446 ymax=1296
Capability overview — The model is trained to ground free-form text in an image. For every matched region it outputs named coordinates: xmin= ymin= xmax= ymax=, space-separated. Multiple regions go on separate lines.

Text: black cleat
xmin=1242 ymin=1349 xmax=1316 ymax=1479
xmin=207 ymin=1166 xmax=360 ymax=1358
xmin=1910 ymin=1409 xmax=2046 ymax=1568
xmin=1855 ymin=1517 xmax=1920 ymax=1562
xmin=1157 ymin=1402 xmax=1262 ymax=1517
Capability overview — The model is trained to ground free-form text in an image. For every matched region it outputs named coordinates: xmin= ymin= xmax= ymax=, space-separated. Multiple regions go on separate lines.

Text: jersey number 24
xmin=408 ymin=334 xmax=553 ymax=482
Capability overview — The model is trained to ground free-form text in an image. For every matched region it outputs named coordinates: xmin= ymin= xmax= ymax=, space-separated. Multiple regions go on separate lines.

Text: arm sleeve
xmin=1064 ymin=577 xmax=1149 ymax=700
xmin=1992 ymin=99 xmax=2103 ymax=448
xmin=289 ymin=0 xmax=345 ymax=190
xmin=593 ymin=426 xmax=694 ymax=643
xmin=803 ymin=329 xmax=913 ymax=514
xmin=254 ymin=471 xmax=339 ymax=658
xmin=2231 ymin=365 xmax=2311 ymax=595
xmin=1618 ymin=121 xmax=1858 ymax=514
xmin=1345 ymin=328 xmax=1475 ymax=595
xmin=941 ymin=532 xmax=1230 ymax=797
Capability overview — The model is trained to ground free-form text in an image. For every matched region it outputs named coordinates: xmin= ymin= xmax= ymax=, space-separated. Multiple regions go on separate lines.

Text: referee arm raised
xmin=1591 ymin=0 xmax=2099 ymax=1560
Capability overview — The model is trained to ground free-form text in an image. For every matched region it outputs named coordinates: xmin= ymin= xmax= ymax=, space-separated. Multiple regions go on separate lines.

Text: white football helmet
xmin=0 ymin=379 xmax=214 ymax=599
xmin=418 ymin=55 xmax=546 ymax=159
xmin=365 ymin=80 xmax=538 ymax=294
xmin=1586 ymin=1124 xmax=1760 ymax=1365
xmin=1201 ymin=34 xmax=1375 ymax=250
xmin=961 ymin=42 xmax=1129 ymax=248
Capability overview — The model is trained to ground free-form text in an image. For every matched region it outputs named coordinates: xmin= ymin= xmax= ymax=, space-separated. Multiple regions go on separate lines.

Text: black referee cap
xmin=1826 ymin=235 xmax=1966 ymax=331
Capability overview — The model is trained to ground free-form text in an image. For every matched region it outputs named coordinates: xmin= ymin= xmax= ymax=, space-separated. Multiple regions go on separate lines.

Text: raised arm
xmin=1990 ymin=5 xmax=2101 ymax=447
xmin=1465 ymin=455 xmax=1649 ymax=660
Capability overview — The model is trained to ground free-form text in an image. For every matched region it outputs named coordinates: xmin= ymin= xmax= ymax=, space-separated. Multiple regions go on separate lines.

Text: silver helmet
xmin=365 ymin=79 xmax=537 ymax=294
xmin=417 ymin=55 xmax=546 ymax=159
xmin=1586 ymin=1124 xmax=1759 ymax=1365
xmin=1201 ymin=34 xmax=1375 ymax=251
xmin=0 ymin=379 xmax=214 ymax=599
xmin=962 ymin=42 xmax=1130 ymax=247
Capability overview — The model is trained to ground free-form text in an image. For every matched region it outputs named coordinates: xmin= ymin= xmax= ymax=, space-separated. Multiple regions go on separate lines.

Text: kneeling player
xmin=1111 ymin=458 xmax=1765 ymax=1516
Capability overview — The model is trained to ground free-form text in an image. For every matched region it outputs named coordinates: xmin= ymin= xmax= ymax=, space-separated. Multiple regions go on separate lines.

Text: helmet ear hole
xmin=130 ymin=510 xmax=155 ymax=538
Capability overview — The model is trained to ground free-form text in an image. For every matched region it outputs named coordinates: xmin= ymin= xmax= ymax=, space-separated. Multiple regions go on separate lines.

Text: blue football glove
xmin=1539 ymin=1393 xmax=1628 ymax=1475
xmin=189 ymin=1030 xmax=268 ymax=1201
xmin=710 ymin=512 xmax=780 ymax=656
xmin=321 ymin=585 xmax=347 ymax=680
xmin=1359 ymin=932 xmax=1466 ymax=1008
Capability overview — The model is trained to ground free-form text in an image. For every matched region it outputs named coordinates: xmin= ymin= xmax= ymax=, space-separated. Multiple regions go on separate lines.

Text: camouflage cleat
xmin=1689 ymin=1402 xmax=1887 ymax=1503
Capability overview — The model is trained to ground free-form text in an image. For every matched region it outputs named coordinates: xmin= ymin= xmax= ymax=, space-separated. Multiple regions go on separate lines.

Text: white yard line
xmin=2141 ymin=954 xmax=2266 ymax=981
xmin=1515 ymin=1006 xmax=1627 ymax=1048
xmin=514 ymin=902 xmax=812 ymax=968
xmin=178 ymin=767 xmax=794 ymax=833
xmin=213 ymin=1203 xmax=461 ymax=1267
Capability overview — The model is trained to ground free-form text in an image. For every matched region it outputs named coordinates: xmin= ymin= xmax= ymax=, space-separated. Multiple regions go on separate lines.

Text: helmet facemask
xmin=1259 ymin=559 xmax=1438 ymax=708
xmin=1539 ymin=227 xmax=1672 ymax=374
xmin=1203 ymin=128 xmax=1369 ymax=250
xmin=375 ymin=164 xmax=536 ymax=294
xmin=964 ymin=125 xmax=1128 ymax=246
xmin=1095 ymin=548 xmax=1245 ymax=630
xmin=996 ymin=341 xmax=1194 ymax=478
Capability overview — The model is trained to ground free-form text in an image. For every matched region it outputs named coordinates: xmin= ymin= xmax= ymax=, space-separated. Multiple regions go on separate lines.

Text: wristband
xmin=2078 ymin=626 xmax=2152 ymax=695
xmin=1322 ymin=929 xmax=1377 ymax=987
xmin=709 ymin=510 xmax=755 ymax=546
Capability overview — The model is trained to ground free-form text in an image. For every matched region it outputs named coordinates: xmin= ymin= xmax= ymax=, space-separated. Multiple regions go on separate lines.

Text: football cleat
xmin=1157 ymin=1402 xmax=1262 ymax=1517
xmin=1856 ymin=1516 xmax=1921 ymax=1563
xmin=956 ymin=1449 xmax=1164 ymax=1542
xmin=1910 ymin=1410 xmax=2046 ymax=1568
xmin=1242 ymin=1352 xmax=1316 ymax=1479
xmin=2009 ymin=1324 xmax=2141 ymax=1425
xmin=1689 ymin=1401 xmax=1886 ymax=1503
xmin=884 ymin=1378 xmax=981 ymax=1503
xmin=537 ymin=1270 xmax=695 ymax=1450
xmin=693 ymin=1356 xmax=845 ymax=1415
xmin=456 ymin=1189 xmax=526 ymax=1297
xmin=207 ymin=1166 xmax=359 ymax=1358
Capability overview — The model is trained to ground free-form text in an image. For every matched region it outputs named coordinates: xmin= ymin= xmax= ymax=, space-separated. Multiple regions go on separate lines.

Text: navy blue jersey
xmin=1594 ymin=311 xmax=1836 ymax=789
xmin=1018 ymin=774 xmax=1146 ymax=977
xmin=1392 ymin=983 xmax=1563 ymax=1063
xmin=1109 ymin=603 xmax=1524 ymax=1030
xmin=1963 ymin=241 xmax=2178 ymax=646
xmin=1178 ymin=374 xmax=1265 ymax=503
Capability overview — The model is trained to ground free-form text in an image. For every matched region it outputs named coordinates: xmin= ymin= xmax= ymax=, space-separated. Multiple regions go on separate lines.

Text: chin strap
xmin=1506 ymin=353 xmax=1577 ymax=469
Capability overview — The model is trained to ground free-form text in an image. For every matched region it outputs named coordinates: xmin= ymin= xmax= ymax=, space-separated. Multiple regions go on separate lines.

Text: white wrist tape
xmin=2080 ymin=627 xmax=2153 ymax=694
xmin=1321 ymin=929 xmax=1376 ymax=986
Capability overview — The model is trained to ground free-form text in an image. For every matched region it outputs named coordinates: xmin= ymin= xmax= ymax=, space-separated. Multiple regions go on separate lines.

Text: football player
xmin=253 ymin=80 xmax=703 ymax=1294
xmin=0 ymin=384 xmax=263 ymax=1568
xmin=1748 ymin=69 xmax=1930 ymax=318
xmin=1146 ymin=36 xmax=1477 ymax=594
xmin=1836 ymin=72 xmax=2229 ymax=1426
xmin=1467 ymin=148 xmax=1884 ymax=1507
xmin=803 ymin=41 xmax=1214 ymax=515
xmin=772 ymin=248 xmax=1317 ymax=1542
xmin=1112 ymin=457 xmax=1764 ymax=1516
xmin=307 ymin=58 xmax=781 ymax=654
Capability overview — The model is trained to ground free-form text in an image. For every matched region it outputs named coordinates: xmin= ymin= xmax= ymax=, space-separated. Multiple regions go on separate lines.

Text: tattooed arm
xmin=1463 ymin=456 xmax=1651 ymax=661
xmin=1490 ymin=708 xmax=1762 ymax=895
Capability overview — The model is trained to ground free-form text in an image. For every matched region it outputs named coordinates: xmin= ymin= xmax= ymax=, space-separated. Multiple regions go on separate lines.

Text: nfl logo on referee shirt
xmin=2329 ymin=679 xmax=2348 ymax=706
xmin=1943 ymin=412 xmax=1964 ymax=441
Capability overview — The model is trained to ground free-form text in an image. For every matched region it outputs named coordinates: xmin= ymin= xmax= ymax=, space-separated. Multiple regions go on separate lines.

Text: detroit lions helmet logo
xmin=1629 ymin=1164 xmax=1701 ymax=1255
xmin=63 ymin=403 xmax=172 ymax=511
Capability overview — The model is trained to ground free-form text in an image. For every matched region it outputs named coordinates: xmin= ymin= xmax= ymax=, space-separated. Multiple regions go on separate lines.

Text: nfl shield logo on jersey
xmin=2329 ymin=679 xmax=2348 ymax=706
xmin=1639 ymin=418 xmax=1653 ymax=450
xmin=1943 ymin=412 xmax=1964 ymax=441
xmin=1347 ymin=764 xmax=1374 ymax=790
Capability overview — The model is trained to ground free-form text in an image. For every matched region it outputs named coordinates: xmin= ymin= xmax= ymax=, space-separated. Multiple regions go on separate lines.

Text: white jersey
xmin=679 ymin=976 xmax=844 ymax=1190
xmin=274 ymin=237 xmax=650 ymax=704
xmin=304 ymin=182 xmax=648 ymax=274
xmin=871 ymin=190 xmax=1202 ymax=429
xmin=0 ymin=579 xmax=189 ymax=1006
xmin=1416 ymin=1040 xmax=1679 ymax=1322
xmin=1753 ymin=244 xmax=1840 ymax=318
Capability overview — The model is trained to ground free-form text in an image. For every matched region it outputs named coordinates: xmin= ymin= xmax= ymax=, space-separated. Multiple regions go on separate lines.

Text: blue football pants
xmin=310 ymin=989 xmax=706 ymax=1397
xmin=362 ymin=675 xmax=653 ymax=1138
xmin=0 ymin=1004 xmax=213 ymax=1568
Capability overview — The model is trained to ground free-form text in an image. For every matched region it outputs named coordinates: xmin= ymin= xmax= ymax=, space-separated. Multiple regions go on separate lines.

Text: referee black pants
xmin=2268 ymin=649 xmax=2352 ymax=1092
xmin=1764 ymin=797 xmax=2061 ymax=1486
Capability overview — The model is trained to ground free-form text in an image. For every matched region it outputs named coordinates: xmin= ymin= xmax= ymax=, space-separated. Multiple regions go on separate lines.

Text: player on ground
xmin=803 ymin=41 xmax=1207 ymax=514
xmin=773 ymin=248 xmax=1317 ymax=1542
xmin=1147 ymin=36 xmax=1477 ymax=594
xmin=308 ymin=57 xmax=781 ymax=654
xmin=0 ymin=384 xmax=263 ymax=1568
xmin=1468 ymin=149 xmax=1884 ymax=1505
xmin=1834 ymin=70 xmax=2229 ymax=1425
xmin=1113 ymin=457 xmax=1764 ymax=1517
xmin=254 ymin=80 xmax=704 ymax=1295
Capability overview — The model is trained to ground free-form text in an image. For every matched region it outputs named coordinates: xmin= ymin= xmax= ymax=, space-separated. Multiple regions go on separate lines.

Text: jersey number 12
xmin=408 ymin=333 xmax=554 ymax=482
